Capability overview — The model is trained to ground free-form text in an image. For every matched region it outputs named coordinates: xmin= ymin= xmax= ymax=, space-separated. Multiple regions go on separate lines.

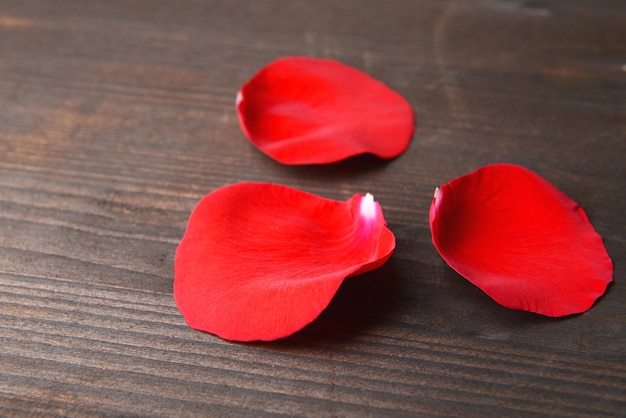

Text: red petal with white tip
xmin=430 ymin=164 xmax=612 ymax=317
xmin=174 ymin=183 xmax=395 ymax=341
xmin=236 ymin=56 xmax=414 ymax=165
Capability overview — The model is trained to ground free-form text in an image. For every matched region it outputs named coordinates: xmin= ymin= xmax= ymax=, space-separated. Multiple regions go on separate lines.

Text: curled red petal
xmin=429 ymin=163 xmax=613 ymax=317
xmin=174 ymin=183 xmax=395 ymax=341
xmin=236 ymin=56 xmax=415 ymax=165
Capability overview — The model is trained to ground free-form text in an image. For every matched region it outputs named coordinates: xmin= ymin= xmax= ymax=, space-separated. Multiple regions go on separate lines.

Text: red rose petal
xmin=429 ymin=163 xmax=613 ymax=317
xmin=236 ymin=56 xmax=415 ymax=165
xmin=174 ymin=183 xmax=395 ymax=341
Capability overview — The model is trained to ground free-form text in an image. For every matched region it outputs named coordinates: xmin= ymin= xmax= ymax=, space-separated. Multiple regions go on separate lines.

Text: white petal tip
xmin=360 ymin=193 xmax=377 ymax=220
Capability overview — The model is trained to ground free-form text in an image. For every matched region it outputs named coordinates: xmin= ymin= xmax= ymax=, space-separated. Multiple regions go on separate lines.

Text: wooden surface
xmin=1 ymin=0 xmax=624 ymax=416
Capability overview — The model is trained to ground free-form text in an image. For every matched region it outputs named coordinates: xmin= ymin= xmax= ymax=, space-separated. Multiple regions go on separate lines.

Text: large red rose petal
xmin=236 ymin=56 xmax=415 ymax=165
xmin=429 ymin=164 xmax=613 ymax=317
xmin=174 ymin=183 xmax=395 ymax=341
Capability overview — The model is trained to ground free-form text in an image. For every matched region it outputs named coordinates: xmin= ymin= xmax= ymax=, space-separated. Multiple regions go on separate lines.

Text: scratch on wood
xmin=433 ymin=0 xmax=461 ymax=116
xmin=0 ymin=15 xmax=36 ymax=29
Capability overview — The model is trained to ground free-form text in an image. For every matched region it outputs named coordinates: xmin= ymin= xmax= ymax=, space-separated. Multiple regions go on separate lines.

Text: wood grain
xmin=1 ymin=0 xmax=625 ymax=416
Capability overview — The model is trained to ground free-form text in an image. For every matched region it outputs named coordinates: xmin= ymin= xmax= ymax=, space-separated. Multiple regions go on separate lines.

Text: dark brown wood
xmin=1 ymin=0 xmax=624 ymax=416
